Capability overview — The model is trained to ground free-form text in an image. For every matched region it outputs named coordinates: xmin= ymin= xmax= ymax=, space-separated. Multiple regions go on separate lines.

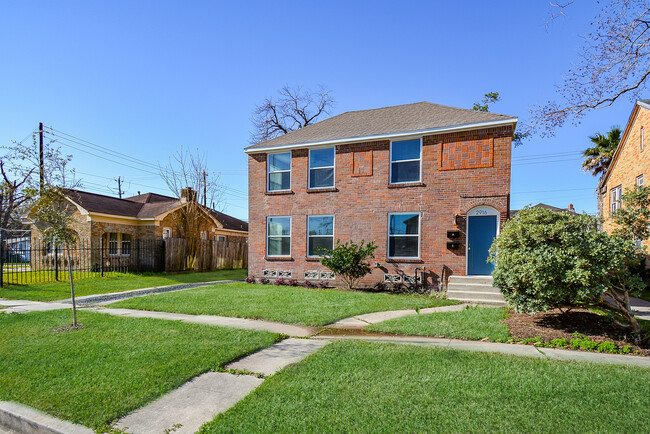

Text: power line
xmin=511 ymin=151 xmax=582 ymax=161
xmin=512 ymin=187 xmax=594 ymax=194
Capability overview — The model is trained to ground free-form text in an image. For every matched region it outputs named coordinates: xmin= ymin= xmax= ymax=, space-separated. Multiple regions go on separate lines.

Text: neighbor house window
xmin=388 ymin=213 xmax=420 ymax=258
xmin=309 ymin=148 xmax=335 ymax=189
xmin=216 ymin=235 xmax=226 ymax=242
xmin=307 ymin=215 xmax=334 ymax=256
xmin=637 ymin=174 xmax=644 ymax=186
xmin=162 ymin=228 xmax=172 ymax=239
xmin=267 ymin=152 xmax=291 ymax=191
xmin=390 ymin=138 xmax=421 ymax=184
xmin=267 ymin=216 xmax=291 ymax=256
xmin=108 ymin=233 xmax=119 ymax=255
xmin=610 ymin=185 xmax=622 ymax=213
xmin=121 ymin=234 xmax=131 ymax=256
xmin=641 ymin=127 xmax=645 ymax=151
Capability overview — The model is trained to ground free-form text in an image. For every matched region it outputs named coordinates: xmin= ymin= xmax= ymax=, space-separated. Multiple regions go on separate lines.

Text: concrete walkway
xmin=90 ymin=307 xmax=317 ymax=337
xmin=0 ymin=299 xmax=71 ymax=314
xmin=631 ymin=296 xmax=650 ymax=321
xmin=327 ymin=303 xmax=469 ymax=329
xmin=115 ymin=338 xmax=327 ymax=434
xmin=313 ymin=334 xmax=650 ymax=368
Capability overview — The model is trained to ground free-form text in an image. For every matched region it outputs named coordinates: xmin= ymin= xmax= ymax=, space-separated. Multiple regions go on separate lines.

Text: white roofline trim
xmin=245 ymin=117 xmax=518 ymax=153
xmin=638 ymin=100 xmax=650 ymax=110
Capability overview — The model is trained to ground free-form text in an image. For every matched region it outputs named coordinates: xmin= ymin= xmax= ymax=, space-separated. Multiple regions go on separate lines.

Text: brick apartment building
xmin=245 ymin=102 xmax=517 ymax=287
xmin=600 ymin=99 xmax=649 ymax=250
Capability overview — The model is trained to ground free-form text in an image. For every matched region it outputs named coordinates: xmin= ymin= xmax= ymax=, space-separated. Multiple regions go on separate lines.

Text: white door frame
xmin=466 ymin=206 xmax=500 ymax=275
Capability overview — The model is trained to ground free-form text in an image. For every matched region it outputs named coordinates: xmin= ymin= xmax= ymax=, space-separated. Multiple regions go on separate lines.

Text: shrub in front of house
xmin=319 ymin=240 xmax=377 ymax=289
xmin=490 ymin=207 xmax=646 ymax=341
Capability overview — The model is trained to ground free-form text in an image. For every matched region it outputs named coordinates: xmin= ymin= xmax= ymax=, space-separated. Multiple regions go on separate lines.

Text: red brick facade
xmin=601 ymin=102 xmax=649 ymax=251
xmin=247 ymin=125 xmax=513 ymax=288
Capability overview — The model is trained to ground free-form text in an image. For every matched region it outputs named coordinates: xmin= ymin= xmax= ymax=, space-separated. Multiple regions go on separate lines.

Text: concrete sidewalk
xmin=313 ymin=334 xmax=650 ymax=368
xmin=0 ymin=299 xmax=71 ymax=314
xmin=631 ymin=296 xmax=650 ymax=321
xmin=90 ymin=307 xmax=317 ymax=337
xmin=116 ymin=338 xmax=327 ymax=434
xmin=327 ymin=303 xmax=469 ymax=329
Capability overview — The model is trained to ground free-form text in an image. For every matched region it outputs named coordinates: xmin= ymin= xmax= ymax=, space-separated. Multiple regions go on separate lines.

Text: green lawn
xmin=112 ymin=283 xmax=458 ymax=326
xmin=200 ymin=340 xmax=650 ymax=433
xmin=0 ymin=309 xmax=277 ymax=429
xmin=0 ymin=269 xmax=247 ymax=301
xmin=366 ymin=305 xmax=510 ymax=341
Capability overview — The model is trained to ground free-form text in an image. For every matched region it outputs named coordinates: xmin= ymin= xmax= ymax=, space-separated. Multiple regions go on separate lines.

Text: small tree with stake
xmin=319 ymin=240 xmax=377 ymax=289
xmin=33 ymin=186 xmax=80 ymax=327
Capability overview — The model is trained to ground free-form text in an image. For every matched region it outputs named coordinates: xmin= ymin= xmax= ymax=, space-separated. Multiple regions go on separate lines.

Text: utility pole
xmin=203 ymin=171 xmax=207 ymax=207
xmin=39 ymin=122 xmax=44 ymax=193
xmin=115 ymin=176 xmax=124 ymax=199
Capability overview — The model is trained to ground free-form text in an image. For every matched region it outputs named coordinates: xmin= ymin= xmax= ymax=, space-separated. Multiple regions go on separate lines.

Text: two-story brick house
xmin=600 ymin=99 xmax=649 ymax=250
xmin=245 ymin=102 xmax=517 ymax=287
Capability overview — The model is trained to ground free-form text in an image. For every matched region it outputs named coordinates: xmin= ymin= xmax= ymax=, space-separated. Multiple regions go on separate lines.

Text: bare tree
xmin=0 ymin=136 xmax=74 ymax=239
xmin=528 ymin=0 xmax=650 ymax=136
xmin=159 ymin=147 xmax=223 ymax=269
xmin=250 ymin=85 xmax=334 ymax=144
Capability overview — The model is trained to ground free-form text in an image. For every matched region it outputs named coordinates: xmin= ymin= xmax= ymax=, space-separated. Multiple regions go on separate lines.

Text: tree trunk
xmin=66 ymin=245 xmax=77 ymax=326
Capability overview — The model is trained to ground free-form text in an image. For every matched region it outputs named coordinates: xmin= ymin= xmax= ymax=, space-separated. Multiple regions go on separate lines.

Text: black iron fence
xmin=0 ymin=237 xmax=164 ymax=286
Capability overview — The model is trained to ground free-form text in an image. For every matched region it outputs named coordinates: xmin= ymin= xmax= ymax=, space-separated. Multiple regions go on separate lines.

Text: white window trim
xmin=641 ymin=127 xmax=645 ymax=151
xmin=162 ymin=227 xmax=172 ymax=239
xmin=387 ymin=212 xmax=421 ymax=260
xmin=267 ymin=152 xmax=292 ymax=192
xmin=308 ymin=147 xmax=335 ymax=189
xmin=637 ymin=174 xmax=644 ymax=186
xmin=389 ymin=137 xmax=423 ymax=185
xmin=216 ymin=235 xmax=226 ymax=242
xmin=120 ymin=234 xmax=132 ymax=257
xmin=266 ymin=216 xmax=291 ymax=257
xmin=610 ymin=185 xmax=622 ymax=213
xmin=307 ymin=214 xmax=335 ymax=257
xmin=106 ymin=232 xmax=132 ymax=257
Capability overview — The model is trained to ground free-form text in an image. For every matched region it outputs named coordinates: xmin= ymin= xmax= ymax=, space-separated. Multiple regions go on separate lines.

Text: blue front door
xmin=467 ymin=215 xmax=497 ymax=275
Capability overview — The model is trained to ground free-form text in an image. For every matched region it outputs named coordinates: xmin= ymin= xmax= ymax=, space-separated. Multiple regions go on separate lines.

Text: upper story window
xmin=267 ymin=216 xmax=291 ymax=257
xmin=610 ymin=185 xmax=622 ymax=213
xmin=388 ymin=213 xmax=420 ymax=258
xmin=637 ymin=174 xmax=644 ymax=186
xmin=309 ymin=148 xmax=335 ymax=189
xmin=641 ymin=127 xmax=645 ymax=151
xmin=268 ymin=152 xmax=291 ymax=191
xmin=307 ymin=215 xmax=334 ymax=256
xmin=390 ymin=139 xmax=421 ymax=184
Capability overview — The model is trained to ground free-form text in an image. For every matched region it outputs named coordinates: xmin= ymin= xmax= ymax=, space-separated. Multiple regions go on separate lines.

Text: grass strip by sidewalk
xmin=0 ymin=309 xmax=278 ymax=429
xmin=366 ymin=305 xmax=510 ymax=340
xmin=200 ymin=340 xmax=650 ymax=433
xmin=0 ymin=268 xmax=247 ymax=301
xmin=112 ymin=283 xmax=458 ymax=326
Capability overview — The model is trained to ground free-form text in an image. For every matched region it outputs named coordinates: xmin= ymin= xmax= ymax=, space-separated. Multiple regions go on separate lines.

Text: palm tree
xmin=582 ymin=127 xmax=621 ymax=178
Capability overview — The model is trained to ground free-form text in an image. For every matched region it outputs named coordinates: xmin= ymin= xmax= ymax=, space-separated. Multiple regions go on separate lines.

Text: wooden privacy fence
xmin=164 ymin=238 xmax=248 ymax=272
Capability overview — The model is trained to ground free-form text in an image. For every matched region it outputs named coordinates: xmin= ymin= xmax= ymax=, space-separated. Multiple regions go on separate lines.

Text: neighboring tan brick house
xmin=600 ymin=99 xmax=649 ymax=251
xmin=245 ymin=102 xmax=517 ymax=287
xmin=25 ymin=188 xmax=248 ymax=270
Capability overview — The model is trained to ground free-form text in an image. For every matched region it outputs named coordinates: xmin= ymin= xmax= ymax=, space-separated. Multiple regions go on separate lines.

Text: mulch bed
xmin=504 ymin=308 xmax=650 ymax=356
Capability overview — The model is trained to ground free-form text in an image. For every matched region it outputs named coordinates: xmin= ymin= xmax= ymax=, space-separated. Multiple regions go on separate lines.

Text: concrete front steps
xmin=446 ymin=275 xmax=505 ymax=306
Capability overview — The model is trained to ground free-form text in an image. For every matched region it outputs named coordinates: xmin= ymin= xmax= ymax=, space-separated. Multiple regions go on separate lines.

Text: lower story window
xmin=308 ymin=215 xmax=334 ymax=256
xmin=108 ymin=233 xmax=119 ymax=255
xmin=121 ymin=234 xmax=131 ymax=256
xmin=107 ymin=232 xmax=132 ymax=256
xmin=388 ymin=213 xmax=420 ymax=258
xmin=267 ymin=216 xmax=291 ymax=256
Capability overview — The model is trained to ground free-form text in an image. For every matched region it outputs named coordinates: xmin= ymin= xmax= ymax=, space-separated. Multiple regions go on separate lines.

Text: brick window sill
xmin=386 ymin=258 xmax=424 ymax=264
xmin=307 ymin=187 xmax=338 ymax=193
xmin=264 ymin=256 xmax=294 ymax=261
xmin=266 ymin=190 xmax=294 ymax=196
xmin=387 ymin=182 xmax=426 ymax=189
xmin=305 ymin=257 xmax=322 ymax=262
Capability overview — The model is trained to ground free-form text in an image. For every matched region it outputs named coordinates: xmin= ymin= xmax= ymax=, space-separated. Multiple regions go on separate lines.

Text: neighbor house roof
xmin=61 ymin=189 xmax=248 ymax=231
xmin=245 ymin=101 xmax=517 ymax=152
xmin=599 ymin=99 xmax=650 ymax=189
xmin=510 ymin=203 xmax=577 ymax=217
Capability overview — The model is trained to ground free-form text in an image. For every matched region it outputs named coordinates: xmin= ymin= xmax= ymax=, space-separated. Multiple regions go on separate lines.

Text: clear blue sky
xmin=0 ymin=1 xmax=637 ymax=220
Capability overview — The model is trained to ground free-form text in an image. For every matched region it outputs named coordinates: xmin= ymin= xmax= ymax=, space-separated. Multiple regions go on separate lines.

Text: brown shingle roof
xmin=210 ymin=210 xmax=248 ymax=232
xmin=64 ymin=189 xmax=247 ymax=231
xmin=245 ymin=101 xmax=517 ymax=151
